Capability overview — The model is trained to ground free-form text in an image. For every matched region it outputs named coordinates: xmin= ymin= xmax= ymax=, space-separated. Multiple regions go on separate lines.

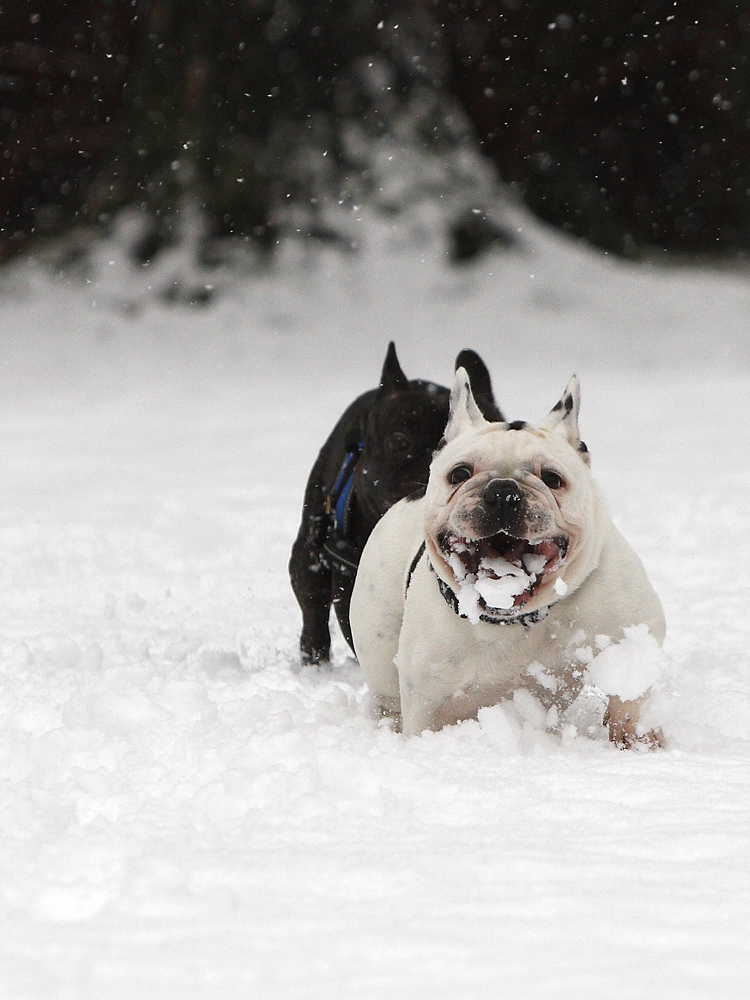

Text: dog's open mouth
xmin=439 ymin=530 xmax=568 ymax=621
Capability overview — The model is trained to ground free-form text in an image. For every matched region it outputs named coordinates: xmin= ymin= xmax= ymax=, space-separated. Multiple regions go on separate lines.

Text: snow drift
xmin=1 ymin=207 xmax=749 ymax=998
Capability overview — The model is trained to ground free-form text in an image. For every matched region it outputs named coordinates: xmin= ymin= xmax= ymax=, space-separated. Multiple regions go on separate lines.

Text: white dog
xmin=350 ymin=369 xmax=666 ymax=747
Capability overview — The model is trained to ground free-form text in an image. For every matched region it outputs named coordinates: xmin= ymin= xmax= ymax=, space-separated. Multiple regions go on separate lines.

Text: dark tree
xmin=83 ymin=0 xmax=400 ymax=258
xmin=444 ymin=0 xmax=750 ymax=255
xmin=2 ymin=1 xmax=462 ymax=265
xmin=2 ymin=0 xmax=749 ymax=265
xmin=0 ymin=0 xmax=137 ymax=261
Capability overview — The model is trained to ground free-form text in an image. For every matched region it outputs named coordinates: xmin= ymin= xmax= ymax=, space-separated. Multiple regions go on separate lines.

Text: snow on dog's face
xmin=424 ymin=370 xmax=607 ymax=622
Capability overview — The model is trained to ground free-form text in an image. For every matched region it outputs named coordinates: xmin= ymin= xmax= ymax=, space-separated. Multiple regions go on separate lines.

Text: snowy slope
xmin=1 ymin=209 xmax=750 ymax=998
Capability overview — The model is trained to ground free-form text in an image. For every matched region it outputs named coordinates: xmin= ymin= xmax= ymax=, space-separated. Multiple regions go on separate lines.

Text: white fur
xmin=350 ymin=375 xmax=666 ymax=745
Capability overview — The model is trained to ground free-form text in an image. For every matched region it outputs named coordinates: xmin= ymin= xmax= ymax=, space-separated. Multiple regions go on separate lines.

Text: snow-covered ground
xmin=1 ymin=208 xmax=750 ymax=998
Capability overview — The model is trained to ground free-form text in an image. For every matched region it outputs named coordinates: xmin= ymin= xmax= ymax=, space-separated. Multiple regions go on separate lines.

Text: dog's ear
xmin=379 ymin=342 xmax=409 ymax=393
xmin=444 ymin=367 xmax=489 ymax=442
xmin=541 ymin=375 xmax=589 ymax=463
xmin=454 ymin=349 xmax=504 ymax=422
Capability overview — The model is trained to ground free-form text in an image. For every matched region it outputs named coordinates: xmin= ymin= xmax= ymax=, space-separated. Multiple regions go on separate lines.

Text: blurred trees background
xmin=1 ymin=0 xmax=749 ymax=265
xmin=447 ymin=0 xmax=750 ymax=255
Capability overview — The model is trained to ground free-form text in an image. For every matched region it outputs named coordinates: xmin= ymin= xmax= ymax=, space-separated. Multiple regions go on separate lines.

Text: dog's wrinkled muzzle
xmin=482 ymin=477 xmax=522 ymax=511
xmin=470 ymin=477 xmax=528 ymax=537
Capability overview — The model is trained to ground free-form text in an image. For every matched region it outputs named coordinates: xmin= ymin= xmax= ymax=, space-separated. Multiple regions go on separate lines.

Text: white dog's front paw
xmin=604 ymin=696 xmax=665 ymax=750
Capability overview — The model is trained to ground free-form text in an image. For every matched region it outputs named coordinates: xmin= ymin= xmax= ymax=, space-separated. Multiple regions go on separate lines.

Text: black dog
xmin=289 ymin=343 xmax=502 ymax=664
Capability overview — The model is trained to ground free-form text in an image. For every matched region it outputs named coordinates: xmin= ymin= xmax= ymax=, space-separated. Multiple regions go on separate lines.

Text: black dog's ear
xmin=379 ymin=341 xmax=409 ymax=393
xmin=454 ymin=349 xmax=504 ymax=422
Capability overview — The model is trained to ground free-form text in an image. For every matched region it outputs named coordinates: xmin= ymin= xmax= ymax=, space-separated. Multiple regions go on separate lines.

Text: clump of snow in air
xmin=1 ymin=202 xmax=750 ymax=997
xmin=526 ymin=659 xmax=559 ymax=693
xmin=588 ymin=623 xmax=669 ymax=701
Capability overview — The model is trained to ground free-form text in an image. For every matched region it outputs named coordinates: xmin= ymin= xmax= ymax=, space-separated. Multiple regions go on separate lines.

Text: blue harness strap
xmin=326 ymin=443 xmax=362 ymax=530
xmin=323 ymin=442 xmax=364 ymax=577
xmin=333 ymin=456 xmax=357 ymax=532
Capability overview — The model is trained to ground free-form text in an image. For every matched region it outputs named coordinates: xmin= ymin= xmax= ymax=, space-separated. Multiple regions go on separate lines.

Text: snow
xmin=2 ymin=206 xmax=750 ymax=997
xmin=588 ymin=623 xmax=670 ymax=702
xmin=448 ymin=546 xmax=546 ymax=618
xmin=473 ymin=558 xmax=528 ymax=608
xmin=521 ymin=551 xmax=546 ymax=576
xmin=455 ymin=579 xmax=483 ymax=623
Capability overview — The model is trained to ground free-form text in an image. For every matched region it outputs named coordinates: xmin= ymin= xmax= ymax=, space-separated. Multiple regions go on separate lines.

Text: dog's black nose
xmin=483 ymin=478 xmax=522 ymax=510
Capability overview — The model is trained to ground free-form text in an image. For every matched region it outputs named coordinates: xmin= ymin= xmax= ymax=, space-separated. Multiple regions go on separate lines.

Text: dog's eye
xmin=386 ymin=431 xmax=410 ymax=453
xmin=448 ymin=464 xmax=473 ymax=485
xmin=541 ymin=470 xmax=564 ymax=490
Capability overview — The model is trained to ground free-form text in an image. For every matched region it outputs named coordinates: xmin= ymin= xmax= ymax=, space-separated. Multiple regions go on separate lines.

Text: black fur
xmin=289 ymin=343 xmax=502 ymax=664
xmin=551 ymin=393 xmax=574 ymax=415
xmin=506 ymin=419 xmax=528 ymax=430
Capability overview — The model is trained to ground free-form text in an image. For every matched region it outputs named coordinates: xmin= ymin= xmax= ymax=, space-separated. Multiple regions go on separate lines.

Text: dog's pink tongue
xmin=535 ymin=538 xmax=562 ymax=567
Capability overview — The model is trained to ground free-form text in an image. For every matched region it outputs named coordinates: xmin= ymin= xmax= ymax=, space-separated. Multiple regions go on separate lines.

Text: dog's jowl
xmin=350 ymin=369 xmax=666 ymax=748
xmin=289 ymin=344 xmax=502 ymax=665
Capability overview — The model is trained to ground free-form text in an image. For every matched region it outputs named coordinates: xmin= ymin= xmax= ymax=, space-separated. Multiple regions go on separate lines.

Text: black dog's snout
xmin=482 ymin=478 xmax=522 ymax=510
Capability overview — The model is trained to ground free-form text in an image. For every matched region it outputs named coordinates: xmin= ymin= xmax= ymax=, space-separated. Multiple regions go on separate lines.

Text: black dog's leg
xmin=332 ymin=570 xmax=356 ymax=655
xmin=289 ymin=470 xmax=333 ymax=664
